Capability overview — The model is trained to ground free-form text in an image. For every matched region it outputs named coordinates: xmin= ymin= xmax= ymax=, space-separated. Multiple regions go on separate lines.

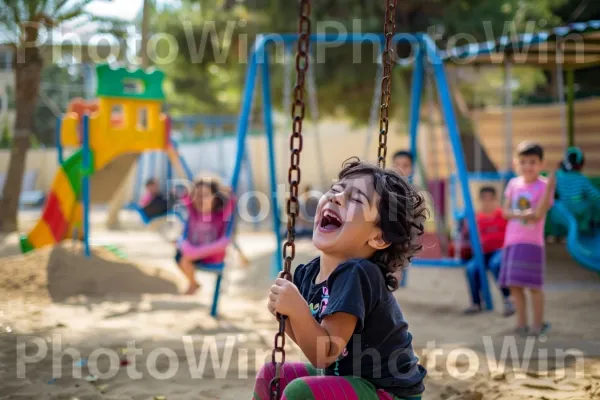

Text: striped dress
xmin=555 ymin=170 xmax=600 ymax=222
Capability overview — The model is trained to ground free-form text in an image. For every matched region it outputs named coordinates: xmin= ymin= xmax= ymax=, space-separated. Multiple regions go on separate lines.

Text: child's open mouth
xmin=319 ymin=209 xmax=343 ymax=232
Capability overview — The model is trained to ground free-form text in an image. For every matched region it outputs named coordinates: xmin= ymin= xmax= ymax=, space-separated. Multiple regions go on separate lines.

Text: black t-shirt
xmin=293 ymin=257 xmax=426 ymax=397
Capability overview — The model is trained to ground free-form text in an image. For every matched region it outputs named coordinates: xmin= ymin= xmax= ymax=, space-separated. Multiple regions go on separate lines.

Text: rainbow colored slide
xmin=20 ymin=152 xmax=84 ymax=252
xmin=20 ymin=64 xmax=187 ymax=254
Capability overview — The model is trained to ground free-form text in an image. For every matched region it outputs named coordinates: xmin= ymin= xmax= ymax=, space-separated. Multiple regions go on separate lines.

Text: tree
xmin=0 ymin=1 xmax=125 ymax=232
xmin=34 ymin=64 xmax=86 ymax=146
xmin=158 ymin=0 xmax=568 ymax=124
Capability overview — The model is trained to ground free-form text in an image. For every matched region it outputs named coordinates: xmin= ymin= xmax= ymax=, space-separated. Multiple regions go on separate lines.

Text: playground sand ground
xmin=1 ymin=210 xmax=600 ymax=400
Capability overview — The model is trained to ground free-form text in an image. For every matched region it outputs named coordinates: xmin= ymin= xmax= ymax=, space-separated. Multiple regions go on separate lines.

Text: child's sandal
xmin=514 ymin=326 xmax=529 ymax=337
xmin=531 ymin=322 xmax=551 ymax=337
xmin=503 ymin=301 xmax=516 ymax=317
xmin=462 ymin=304 xmax=482 ymax=315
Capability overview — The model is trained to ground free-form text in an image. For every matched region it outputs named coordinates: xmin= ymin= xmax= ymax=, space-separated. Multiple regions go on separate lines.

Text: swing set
xmin=228 ymin=1 xmax=493 ymax=398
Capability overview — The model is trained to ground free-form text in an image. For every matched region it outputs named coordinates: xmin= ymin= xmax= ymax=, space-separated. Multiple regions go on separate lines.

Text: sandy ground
xmin=1 ymin=209 xmax=600 ymax=400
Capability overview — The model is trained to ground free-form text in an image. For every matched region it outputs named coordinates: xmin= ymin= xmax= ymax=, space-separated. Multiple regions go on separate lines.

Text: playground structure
xmin=19 ymin=64 xmax=193 ymax=255
xmin=128 ymin=114 xmax=259 ymax=230
xmin=234 ymin=22 xmax=600 ymax=314
xmin=230 ymin=32 xmax=495 ymax=306
xmin=440 ymin=21 xmax=600 ymax=274
xmin=12 ymin=20 xmax=599 ymax=317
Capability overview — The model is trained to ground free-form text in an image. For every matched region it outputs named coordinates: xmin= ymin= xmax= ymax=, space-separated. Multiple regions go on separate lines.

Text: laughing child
xmin=254 ymin=158 xmax=427 ymax=400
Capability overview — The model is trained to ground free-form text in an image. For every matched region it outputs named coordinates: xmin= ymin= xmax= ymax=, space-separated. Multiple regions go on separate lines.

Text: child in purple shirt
xmin=175 ymin=177 xmax=234 ymax=295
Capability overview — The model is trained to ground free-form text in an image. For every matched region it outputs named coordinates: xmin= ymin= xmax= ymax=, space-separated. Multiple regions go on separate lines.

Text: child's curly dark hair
xmin=338 ymin=157 xmax=428 ymax=291
xmin=193 ymin=177 xmax=230 ymax=212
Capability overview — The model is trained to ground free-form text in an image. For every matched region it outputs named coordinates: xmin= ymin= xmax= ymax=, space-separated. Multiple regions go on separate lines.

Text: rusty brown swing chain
xmin=378 ymin=0 xmax=398 ymax=169
xmin=268 ymin=0 xmax=311 ymax=399
xmin=269 ymin=0 xmax=397 ymax=398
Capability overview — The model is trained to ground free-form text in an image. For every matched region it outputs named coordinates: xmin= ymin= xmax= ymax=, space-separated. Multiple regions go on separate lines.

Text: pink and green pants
xmin=252 ymin=362 xmax=422 ymax=400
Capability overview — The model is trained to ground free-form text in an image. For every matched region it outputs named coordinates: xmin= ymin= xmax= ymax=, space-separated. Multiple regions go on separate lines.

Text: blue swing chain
xmin=269 ymin=0 xmax=311 ymax=399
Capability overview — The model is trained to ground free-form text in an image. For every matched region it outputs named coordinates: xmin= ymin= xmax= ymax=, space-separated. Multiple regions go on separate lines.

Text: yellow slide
xmin=20 ymin=64 xmax=176 ymax=253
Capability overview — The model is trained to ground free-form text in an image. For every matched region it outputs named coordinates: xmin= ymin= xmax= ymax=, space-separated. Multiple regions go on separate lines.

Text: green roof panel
xmin=96 ymin=64 xmax=166 ymax=101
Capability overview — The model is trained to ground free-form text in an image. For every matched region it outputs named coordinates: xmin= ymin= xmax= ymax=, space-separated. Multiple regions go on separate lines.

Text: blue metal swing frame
xmin=235 ymin=33 xmax=495 ymax=310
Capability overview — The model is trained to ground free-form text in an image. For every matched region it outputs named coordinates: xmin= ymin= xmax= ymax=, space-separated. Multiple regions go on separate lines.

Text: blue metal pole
xmin=82 ymin=114 xmax=91 ymax=257
xmin=408 ymin=51 xmax=425 ymax=170
xmin=161 ymin=152 xmax=167 ymax=191
xmin=133 ymin=153 xmax=145 ymax=204
xmin=424 ymin=37 xmax=493 ymax=311
xmin=173 ymin=142 xmax=194 ymax=181
xmin=401 ymin=50 xmax=425 ymax=288
xmin=260 ymin=49 xmax=283 ymax=278
xmin=411 ymin=258 xmax=464 ymax=267
xmin=449 ymin=173 xmax=458 ymax=222
xmin=166 ymin=150 xmax=173 ymax=190
xmin=55 ymin=116 xmax=64 ymax=165
xmin=226 ymin=43 xmax=260 ymax=237
xmin=148 ymin=151 xmax=156 ymax=181
xmin=242 ymin=145 xmax=259 ymax=231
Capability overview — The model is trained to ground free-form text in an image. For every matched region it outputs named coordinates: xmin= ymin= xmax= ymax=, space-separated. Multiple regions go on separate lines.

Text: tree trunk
xmin=0 ymin=46 xmax=43 ymax=232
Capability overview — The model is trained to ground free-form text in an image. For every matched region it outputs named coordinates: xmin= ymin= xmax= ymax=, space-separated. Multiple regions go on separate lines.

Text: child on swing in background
xmin=254 ymin=158 xmax=427 ymax=400
xmin=555 ymin=146 xmax=600 ymax=233
xmin=461 ymin=186 xmax=514 ymax=316
xmin=139 ymin=178 xmax=170 ymax=219
xmin=500 ymin=141 xmax=556 ymax=337
xmin=175 ymin=177 xmax=234 ymax=295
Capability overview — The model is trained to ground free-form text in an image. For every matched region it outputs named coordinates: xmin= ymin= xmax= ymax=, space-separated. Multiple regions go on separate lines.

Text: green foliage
xmin=0 ymin=1 xmax=129 ymax=146
xmin=0 ymin=117 xmax=11 ymax=149
xmin=34 ymin=63 xmax=86 ymax=146
xmin=0 ymin=0 xmax=129 ymax=46
xmin=155 ymin=0 xmax=581 ymax=126
xmin=5 ymin=86 xmax=16 ymax=109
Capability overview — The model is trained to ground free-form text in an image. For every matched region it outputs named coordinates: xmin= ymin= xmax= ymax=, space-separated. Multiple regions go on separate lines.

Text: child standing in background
xmin=500 ymin=141 xmax=556 ymax=337
xmin=391 ymin=150 xmax=414 ymax=178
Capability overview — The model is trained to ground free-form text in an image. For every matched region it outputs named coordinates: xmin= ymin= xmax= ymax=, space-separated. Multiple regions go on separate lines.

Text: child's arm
xmin=502 ymin=180 xmax=530 ymax=221
xmin=502 ymin=180 xmax=520 ymax=219
xmin=527 ymin=172 xmax=557 ymax=222
xmin=290 ymin=307 xmax=356 ymax=368
xmin=270 ymin=278 xmax=355 ymax=368
xmin=502 ymin=201 xmax=525 ymax=220
xmin=584 ymin=178 xmax=600 ymax=203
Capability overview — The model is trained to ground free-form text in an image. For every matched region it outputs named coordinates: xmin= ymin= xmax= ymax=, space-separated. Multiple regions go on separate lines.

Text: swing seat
xmin=193 ymin=260 xmax=226 ymax=318
xmin=127 ymin=202 xmax=185 ymax=225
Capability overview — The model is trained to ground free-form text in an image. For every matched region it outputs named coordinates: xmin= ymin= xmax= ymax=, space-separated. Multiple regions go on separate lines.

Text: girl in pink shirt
xmin=175 ymin=178 xmax=234 ymax=295
xmin=499 ymin=142 xmax=556 ymax=337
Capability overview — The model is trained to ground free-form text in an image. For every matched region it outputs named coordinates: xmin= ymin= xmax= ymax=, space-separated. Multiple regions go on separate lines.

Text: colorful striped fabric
xmin=253 ymin=362 xmax=422 ymax=400
xmin=20 ymin=151 xmax=85 ymax=252
xmin=556 ymin=170 xmax=600 ymax=218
